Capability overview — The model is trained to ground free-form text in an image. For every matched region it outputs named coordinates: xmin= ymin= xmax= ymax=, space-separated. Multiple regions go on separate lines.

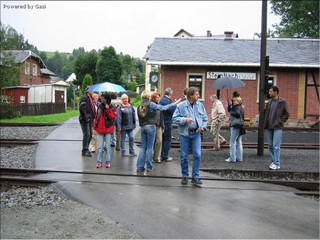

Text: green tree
xmin=96 ymin=46 xmax=122 ymax=84
xmin=81 ymin=74 xmax=93 ymax=94
xmin=74 ymin=50 xmax=98 ymax=86
xmin=270 ymin=0 xmax=319 ymax=38
xmin=0 ymin=22 xmax=38 ymax=52
xmin=0 ymin=52 xmax=19 ymax=91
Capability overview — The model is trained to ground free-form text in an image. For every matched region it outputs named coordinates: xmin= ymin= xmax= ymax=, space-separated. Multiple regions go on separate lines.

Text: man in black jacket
xmin=264 ymin=86 xmax=290 ymax=170
xmin=79 ymin=89 xmax=96 ymax=157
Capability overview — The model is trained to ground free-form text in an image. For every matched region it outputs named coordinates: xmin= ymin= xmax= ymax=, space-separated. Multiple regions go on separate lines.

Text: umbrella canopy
xmin=211 ymin=76 xmax=246 ymax=90
xmin=86 ymin=82 xmax=127 ymax=93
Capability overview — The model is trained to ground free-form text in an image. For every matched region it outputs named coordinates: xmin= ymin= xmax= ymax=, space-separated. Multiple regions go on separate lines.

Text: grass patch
xmin=0 ymin=110 xmax=79 ymax=123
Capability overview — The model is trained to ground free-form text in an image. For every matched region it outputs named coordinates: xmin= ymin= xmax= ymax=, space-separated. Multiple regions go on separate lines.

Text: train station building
xmin=143 ymin=31 xmax=319 ymax=125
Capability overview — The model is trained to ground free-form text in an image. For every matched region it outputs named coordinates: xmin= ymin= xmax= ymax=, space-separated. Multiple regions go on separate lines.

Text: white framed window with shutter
xmin=32 ymin=64 xmax=37 ymax=76
xmin=25 ymin=62 xmax=30 ymax=75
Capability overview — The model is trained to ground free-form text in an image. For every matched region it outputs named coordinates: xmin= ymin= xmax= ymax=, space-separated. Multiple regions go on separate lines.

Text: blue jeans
xmin=161 ymin=122 xmax=172 ymax=160
xmin=120 ymin=129 xmax=134 ymax=155
xmin=136 ymin=125 xmax=156 ymax=170
xmin=229 ymin=127 xmax=243 ymax=161
xmin=97 ymin=133 xmax=112 ymax=164
xmin=267 ymin=129 xmax=283 ymax=166
xmin=80 ymin=120 xmax=92 ymax=154
xmin=180 ymin=132 xmax=201 ymax=179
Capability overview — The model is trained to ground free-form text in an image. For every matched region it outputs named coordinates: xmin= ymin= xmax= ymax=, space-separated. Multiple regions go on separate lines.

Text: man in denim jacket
xmin=172 ymin=87 xmax=208 ymax=185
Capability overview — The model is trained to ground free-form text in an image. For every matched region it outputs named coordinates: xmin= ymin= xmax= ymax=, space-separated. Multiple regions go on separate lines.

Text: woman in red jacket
xmin=94 ymin=93 xmax=117 ymax=168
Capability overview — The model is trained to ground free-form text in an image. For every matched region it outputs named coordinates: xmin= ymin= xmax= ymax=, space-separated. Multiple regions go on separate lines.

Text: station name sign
xmin=207 ymin=72 xmax=256 ymax=80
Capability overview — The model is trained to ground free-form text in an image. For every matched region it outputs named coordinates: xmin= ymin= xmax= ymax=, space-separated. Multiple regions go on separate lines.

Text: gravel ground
xmin=0 ymin=126 xmax=142 ymax=239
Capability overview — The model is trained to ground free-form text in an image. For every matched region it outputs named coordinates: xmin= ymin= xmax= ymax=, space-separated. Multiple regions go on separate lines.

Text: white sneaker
xmin=225 ymin=157 xmax=236 ymax=163
xmin=269 ymin=163 xmax=280 ymax=170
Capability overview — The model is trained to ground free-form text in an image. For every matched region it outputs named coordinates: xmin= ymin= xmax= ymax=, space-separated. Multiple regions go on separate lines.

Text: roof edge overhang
xmin=146 ymin=61 xmax=320 ymax=68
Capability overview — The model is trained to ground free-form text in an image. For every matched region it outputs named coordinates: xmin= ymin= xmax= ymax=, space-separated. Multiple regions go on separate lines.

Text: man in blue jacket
xmin=172 ymin=87 xmax=208 ymax=185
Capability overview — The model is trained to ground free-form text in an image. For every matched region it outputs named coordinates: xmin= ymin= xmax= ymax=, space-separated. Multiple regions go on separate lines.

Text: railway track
xmin=1 ymin=138 xmax=319 ymax=150
xmin=0 ymin=168 xmax=319 ymax=197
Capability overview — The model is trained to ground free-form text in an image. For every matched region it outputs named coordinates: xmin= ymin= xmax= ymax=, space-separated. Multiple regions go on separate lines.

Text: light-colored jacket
xmin=172 ymin=99 xmax=208 ymax=137
xmin=211 ymin=99 xmax=226 ymax=123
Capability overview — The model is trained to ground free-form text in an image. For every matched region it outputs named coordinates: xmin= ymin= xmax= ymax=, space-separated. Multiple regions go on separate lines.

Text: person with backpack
xmin=93 ymin=93 xmax=117 ymax=168
xmin=136 ymin=91 xmax=181 ymax=172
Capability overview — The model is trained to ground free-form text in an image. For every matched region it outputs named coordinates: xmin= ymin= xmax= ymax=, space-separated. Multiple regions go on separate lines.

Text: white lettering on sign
xmin=207 ymin=72 xmax=256 ymax=80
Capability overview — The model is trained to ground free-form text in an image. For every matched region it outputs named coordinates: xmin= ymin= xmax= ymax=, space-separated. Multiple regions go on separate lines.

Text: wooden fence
xmin=0 ymin=103 xmax=66 ymax=119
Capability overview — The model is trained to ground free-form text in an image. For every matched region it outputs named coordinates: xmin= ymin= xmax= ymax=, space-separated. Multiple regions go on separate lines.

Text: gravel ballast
xmin=0 ymin=126 xmax=142 ymax=239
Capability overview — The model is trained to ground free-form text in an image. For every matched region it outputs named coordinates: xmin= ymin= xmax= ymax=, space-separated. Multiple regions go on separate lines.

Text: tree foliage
xmin=270 ymin=0 xmax=319 ymax=38
xmin=74 ymin=50 xmax=98 ymax=86
xmin=0 ymin=52 xmax=19 ymax=91
xmin=81 ymin=74 xmax=93 ymax=94
xmin=0 ymin=22 xmax=38 ymax=52
xmin=96 ymin=46 xmax=122 ymax=84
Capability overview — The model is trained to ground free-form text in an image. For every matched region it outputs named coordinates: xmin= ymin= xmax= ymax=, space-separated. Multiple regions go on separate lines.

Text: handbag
xmin=230 ymin=116 xmax=244 ymax=128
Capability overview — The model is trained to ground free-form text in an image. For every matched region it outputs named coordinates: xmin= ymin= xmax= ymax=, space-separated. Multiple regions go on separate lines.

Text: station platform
xmin=34 ymin=117 xmax=319 ymax=239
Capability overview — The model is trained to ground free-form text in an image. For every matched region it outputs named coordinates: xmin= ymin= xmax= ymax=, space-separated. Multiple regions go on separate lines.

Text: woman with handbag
xmin=94 ymin=93 xmax=117 ymax=168
xmin=225 ymin=96 xmax=244 ymax=163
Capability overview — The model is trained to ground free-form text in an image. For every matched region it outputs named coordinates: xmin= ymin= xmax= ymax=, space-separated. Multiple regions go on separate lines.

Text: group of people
xmin=79 ymin=85 xmax=289 ymax=185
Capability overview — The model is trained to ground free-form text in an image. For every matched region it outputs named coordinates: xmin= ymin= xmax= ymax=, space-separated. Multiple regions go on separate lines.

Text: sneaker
xmin=191 ymin=178 xmax=203 ymax=185
xmin=225 ymin=157 xmax=236 ymax=163
xmin=96 ymin=163 xmax=102 ymax=168
xmin=181 ymin=177 xmax=188 ymax=185
xmin=163 ymin=157 xmax=173 ymax=162
xmin=82 ymin=151 xmax=92 ymax=157
xmin=154 ymin=159 xmax=161 ymax=163
xmin=122 ymin=154 xmax=130 ymax=157
xmin=130 ymin=153 xmax=137 ymax=157
xmin=137 ymin=168 xmax=145 ymax=172
xmin=147 ymin=168 xmax=155 ymax=172
xmin=105 ymin=162 xmax=111 ymax=168
xmin=269 ymin=163 xmax=280 ymax=170
xmin=116 ymin=148 xmax=120 ymax=151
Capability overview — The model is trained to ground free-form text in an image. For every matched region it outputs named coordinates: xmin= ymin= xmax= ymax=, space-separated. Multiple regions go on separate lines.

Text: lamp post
xmin=257 ymin=0 xmax=268 ymax=156
xmin=73 ymin=85 xmax=78 ymax=110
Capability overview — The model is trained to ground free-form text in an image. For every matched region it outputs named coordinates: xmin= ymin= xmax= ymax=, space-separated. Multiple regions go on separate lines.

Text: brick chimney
xmin=11 ymin=45 xmax=17 ymax=50
xmin=224 ymin=31 xmax=234 ymax=40
xmin=207 ymin=30 xmax=212 ymax=37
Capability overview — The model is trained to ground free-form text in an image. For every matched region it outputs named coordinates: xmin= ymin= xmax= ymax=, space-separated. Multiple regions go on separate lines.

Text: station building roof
xmin=143 ymin=37 xmax=320 ymax=68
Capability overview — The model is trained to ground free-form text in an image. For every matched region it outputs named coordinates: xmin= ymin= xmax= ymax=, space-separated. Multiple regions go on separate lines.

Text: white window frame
xmin=32 ymin=64 xmax=37 ymax=76
xmin=187 ymin=72 xmax=205 ymax=100
xmin=25 ymin=62 xmax=30 ymax=75
xmin=20 ymin=96 xmax=25 ymax=103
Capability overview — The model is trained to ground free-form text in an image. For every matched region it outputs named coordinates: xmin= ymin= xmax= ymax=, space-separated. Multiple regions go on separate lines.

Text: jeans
xmin=161 ymin=122 xmax=172 ymax=161
xmin=267 ymin=129 xmax=283 ymax=166
xmin=153 ymin=126 xmax=162 ymax=161
xmin=110 ymin=128 xmax=116 ymax=146
xmin=97 ymin=133 xmax=112 ymax=164
xmin=229 ymin=127 xmax=243 ymax=161
xmin=120 ymin=129 xmax=134 ymax=155
xmin=80 ymin=120 xmax=92 ymax=154
xmin=180 ymin=132 xmax=201 ymax=178
xmin=136 ymin=125 xmax=156 ymax=170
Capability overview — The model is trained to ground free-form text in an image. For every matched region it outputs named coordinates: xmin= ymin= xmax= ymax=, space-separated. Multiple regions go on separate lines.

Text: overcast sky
xmin=1 ymin=1 xmax=280 ymax=59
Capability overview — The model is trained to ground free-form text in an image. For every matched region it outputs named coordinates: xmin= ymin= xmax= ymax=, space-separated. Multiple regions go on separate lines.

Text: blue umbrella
xmin=86 ymin=82 xmax=127 ymax=93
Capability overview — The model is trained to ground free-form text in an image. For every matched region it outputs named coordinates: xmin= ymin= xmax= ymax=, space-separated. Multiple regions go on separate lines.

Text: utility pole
xmin=257 ymin=0 xmax=268 ymax=156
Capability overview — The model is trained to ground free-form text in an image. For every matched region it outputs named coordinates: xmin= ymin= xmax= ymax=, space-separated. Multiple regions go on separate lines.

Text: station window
xmin=187 ymin=73 xmax=204 ymax=99
xmin=25 ymin=62 xmax=30 ymax=75
xmin=20 ymin=96 xmax=25 ymax=103
xmin=32 ymin=64 xmax=37 ymax=76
